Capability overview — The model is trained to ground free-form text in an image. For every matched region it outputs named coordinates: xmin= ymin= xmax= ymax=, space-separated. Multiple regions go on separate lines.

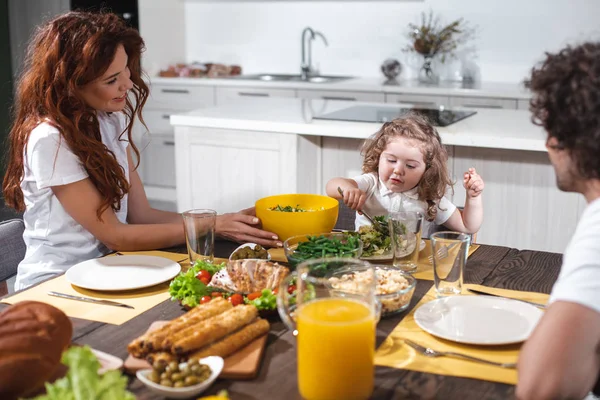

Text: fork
xmin=427 ymin=242 xmax=460 ymax=264
xmin=404 ymin=339 xmax=516 ymax=368
xmin=336 ymin=187 xmax=388 ymax=235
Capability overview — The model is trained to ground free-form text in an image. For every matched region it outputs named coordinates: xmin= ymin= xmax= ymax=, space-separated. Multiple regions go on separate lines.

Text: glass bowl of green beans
xmin=283 ymin=232 xmax=363 ymax=272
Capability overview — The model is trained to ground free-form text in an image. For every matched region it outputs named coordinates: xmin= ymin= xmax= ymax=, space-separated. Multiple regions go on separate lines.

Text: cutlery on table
xmin=336 ymin=187 xmax=388 ymax=235
xmin=427 ymin=241 xmax=462 ymax=264
xmin=467 ymin=288 xmax=547 ymax=309
xmin=404 ymin=339 xmax=516 ymax=368
xmin=47 ymin=291 xmax=135 ymax=309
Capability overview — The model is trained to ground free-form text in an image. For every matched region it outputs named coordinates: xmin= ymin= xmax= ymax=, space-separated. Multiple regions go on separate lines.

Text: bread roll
xmin=0 ymin=301 xmax=72 ymax=400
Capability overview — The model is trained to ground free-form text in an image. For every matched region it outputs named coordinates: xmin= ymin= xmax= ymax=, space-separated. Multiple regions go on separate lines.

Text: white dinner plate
xmin=66 ymin=255 xmax=181 ymax=291
xmin=360 ymin=240 xmax=426 ymax=261
xmin=414 ymin=295 xmax=543 ymax=345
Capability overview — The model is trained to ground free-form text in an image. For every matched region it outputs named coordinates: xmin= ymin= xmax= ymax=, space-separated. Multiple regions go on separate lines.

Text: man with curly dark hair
xmin=517 ymin=42 xmax=600 ymax=400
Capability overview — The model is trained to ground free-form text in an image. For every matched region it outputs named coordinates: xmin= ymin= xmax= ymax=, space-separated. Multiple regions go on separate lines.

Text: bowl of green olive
xmin=136 ymin=356 xmax=224 ymax=399
xmin=229 ymin=242 xmax=271 ymax=261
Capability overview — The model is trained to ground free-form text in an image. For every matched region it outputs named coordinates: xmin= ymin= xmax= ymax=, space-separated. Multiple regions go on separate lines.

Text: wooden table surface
xmin=1 ymin=240 xmax=563 ymax=399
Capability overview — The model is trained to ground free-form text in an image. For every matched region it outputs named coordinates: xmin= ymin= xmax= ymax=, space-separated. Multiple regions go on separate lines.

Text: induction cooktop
xmin=314 ymin=105 xmax=476 ymax=127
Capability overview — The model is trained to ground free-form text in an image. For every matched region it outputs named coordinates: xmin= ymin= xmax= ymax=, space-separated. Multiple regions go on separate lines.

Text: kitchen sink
xmin=226 ymin=73 xmax=353 ymax=83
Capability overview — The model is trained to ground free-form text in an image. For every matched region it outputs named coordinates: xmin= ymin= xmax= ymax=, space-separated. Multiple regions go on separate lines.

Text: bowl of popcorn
xmin=327 ymin=264 xmax=416 ymax=317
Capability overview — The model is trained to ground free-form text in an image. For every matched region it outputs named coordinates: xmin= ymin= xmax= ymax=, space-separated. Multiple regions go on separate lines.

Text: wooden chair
xmin=0 ymin=219 xmax=26 ymax=296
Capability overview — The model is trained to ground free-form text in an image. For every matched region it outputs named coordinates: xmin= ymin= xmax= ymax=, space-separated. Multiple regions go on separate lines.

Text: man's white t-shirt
xmin=549 ymin=197 xmax=600 ymax=313
xmin=15 ymin=112 xmax=130 ymax=290
xmin=352 ymin=173 xmax=456 ymax=237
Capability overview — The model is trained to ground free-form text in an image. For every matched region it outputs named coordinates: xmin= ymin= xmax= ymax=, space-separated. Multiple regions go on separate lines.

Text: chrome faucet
xmin=300 ymin=27 xmax=328 ymax=80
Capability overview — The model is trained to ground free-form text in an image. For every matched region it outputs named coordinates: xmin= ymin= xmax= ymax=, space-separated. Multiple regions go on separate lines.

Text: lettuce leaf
xmin=245 ymin=289 xmax=277 ymax=310
xmin=169 ymin=260 xmax=226 ymax=307
xmin=30 ymin=346 xmax=134 ymax=400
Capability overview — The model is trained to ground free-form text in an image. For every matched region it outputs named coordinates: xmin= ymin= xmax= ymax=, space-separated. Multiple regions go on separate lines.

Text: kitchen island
xmin=170 ymin=97 xmax=583 ymax=253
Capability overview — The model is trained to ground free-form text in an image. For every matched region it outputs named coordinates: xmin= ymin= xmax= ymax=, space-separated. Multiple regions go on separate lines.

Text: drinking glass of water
xmin=182 ymin=209 xmax=216 ymax=264
xmin=430 ymin=231 xmax=471 ymax=296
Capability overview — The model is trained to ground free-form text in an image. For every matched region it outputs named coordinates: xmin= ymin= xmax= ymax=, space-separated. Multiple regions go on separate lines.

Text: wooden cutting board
xmin=123 ymin=321 xmax=268 ymax=380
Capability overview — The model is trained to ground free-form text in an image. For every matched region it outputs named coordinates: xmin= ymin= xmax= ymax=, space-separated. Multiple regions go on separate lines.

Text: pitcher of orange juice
xmin=277 ymin=258 xmax=379 ymax=400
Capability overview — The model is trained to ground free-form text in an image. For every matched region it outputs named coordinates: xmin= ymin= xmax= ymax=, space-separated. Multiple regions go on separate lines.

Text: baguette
xmin=129 ymin=298 xmax=232 ymax=356
xmin=172 ymin=305 xmax=258 ymax=355
xmin=188 ymin=318 xmax=269 ymax=360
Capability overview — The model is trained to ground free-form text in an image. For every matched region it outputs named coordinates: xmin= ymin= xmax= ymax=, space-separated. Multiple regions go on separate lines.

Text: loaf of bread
xmin=0 ymin=301 xmax=73 ymax=400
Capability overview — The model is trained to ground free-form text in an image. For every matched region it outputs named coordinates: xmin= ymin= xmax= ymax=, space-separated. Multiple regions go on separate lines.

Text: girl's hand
xmin=463 ymin=168 xmax=484 ymax=198
xmin=216 ymin=207 xmax=282 ymax=248
xmin=342 ymin=188 xmax=367 ymax=211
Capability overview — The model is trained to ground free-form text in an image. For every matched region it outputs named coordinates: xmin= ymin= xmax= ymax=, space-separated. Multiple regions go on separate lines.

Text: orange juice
xmin=297 ymin=298 xmax=375 ymax=400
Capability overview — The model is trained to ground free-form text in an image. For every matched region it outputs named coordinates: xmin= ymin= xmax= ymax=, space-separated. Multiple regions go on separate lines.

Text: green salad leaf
xmin=30 ymin=346 xmax=134 ymax=400
xmin=194 ymin=259 xmax=226 ymax=275
xmin=169 ymin=260 xmax=225 ymax=307
xmin=245 ymin=289 xmax=277 ymax=310
xmin=351 ymin=215 xmax=393 ymax=257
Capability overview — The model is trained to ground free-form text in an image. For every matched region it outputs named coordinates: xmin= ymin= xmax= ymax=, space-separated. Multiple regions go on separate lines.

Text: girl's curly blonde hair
xmin=360 ymin=113 xmax=452 ymax=221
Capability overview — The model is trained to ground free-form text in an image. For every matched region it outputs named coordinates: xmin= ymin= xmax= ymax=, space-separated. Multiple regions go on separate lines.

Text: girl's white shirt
xmin=15 ymin=112 xmax=129 ymax=290
xmin=352 ymin=172 xmax=456 ymax=237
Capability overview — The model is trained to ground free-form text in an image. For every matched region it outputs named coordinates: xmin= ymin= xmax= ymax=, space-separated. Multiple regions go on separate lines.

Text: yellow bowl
xmin=255 ymin=194 xmax=339 ymax=242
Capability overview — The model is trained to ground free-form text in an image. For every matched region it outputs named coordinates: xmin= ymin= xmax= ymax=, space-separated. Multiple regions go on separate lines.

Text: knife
xmin=47 ymin=291 xmax=135 ymax=309
xmin=467 ymin=288 xmax=546 ymax=309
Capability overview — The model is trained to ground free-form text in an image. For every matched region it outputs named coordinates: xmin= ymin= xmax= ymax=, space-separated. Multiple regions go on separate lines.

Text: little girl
xmin=325 ymin=114 xmax=484 ymax=237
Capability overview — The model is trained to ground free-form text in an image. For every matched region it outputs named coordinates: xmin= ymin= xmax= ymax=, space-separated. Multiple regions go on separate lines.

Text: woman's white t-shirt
xmin=15 ymin=112 xmax=129 ymax=290
xmin=352 ymin=172 xmax=456 ymax=237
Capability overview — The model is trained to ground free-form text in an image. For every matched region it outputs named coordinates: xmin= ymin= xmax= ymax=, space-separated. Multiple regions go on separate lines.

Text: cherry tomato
xmin=211 ymin=292 xmax=223 ymax=298
xmin=247 ymin=292 xmax=262 ymax=301
xmin=228 ymin=293 xmax=244 ymax=306
xmin=199 ymin=276 xmax=210 ymax=285
xmin=196 ymin=270 xmax=212 ymax=282
xmin=287 ymin=284 xmax=297 ymax=295
xmin=200 ymin=296 xmax=212 ymax=304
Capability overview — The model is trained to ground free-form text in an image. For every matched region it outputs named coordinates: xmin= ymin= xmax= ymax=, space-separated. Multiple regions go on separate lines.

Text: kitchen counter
xmin=170 ymin=97 xmax=545 ymax=152
xmin=151 ymin=76 xmax=531 ymax=100
xmin=169 ymin=97 xmax=582 ymax=254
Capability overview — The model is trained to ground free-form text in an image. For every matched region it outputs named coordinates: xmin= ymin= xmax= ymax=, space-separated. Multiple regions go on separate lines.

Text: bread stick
xmin=188 ymin=318 xmax=269 ymax=360
xmin=172 ymin=305 xmax=258 ymax=355
xmin=142 ymin=298 xmax=232 ymax=352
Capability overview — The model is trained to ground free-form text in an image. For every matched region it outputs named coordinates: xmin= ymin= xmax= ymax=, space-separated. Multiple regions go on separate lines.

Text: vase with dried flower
xmin=404 ymin=11 xmax=474 ymax=84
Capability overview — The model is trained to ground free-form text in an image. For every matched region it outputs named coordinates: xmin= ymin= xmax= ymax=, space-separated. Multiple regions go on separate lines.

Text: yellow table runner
xmin=1 ymin=250 xmax=191 ymax=325
xmin=374 ymin=284 xmax=550 ymax=385
xmin=268 ymin=240 xmax=480 ymax=281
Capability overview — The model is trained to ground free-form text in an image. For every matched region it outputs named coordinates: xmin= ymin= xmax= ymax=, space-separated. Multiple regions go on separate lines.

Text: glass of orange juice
xmin=277 ymin=258 xmax=378 ymax=400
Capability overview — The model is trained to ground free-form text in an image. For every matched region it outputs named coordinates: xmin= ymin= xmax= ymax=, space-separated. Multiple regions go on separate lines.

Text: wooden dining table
xmin=0 ymin=240 xmax=564 ymax=400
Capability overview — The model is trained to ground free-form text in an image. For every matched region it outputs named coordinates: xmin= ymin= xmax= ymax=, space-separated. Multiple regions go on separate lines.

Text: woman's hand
xmin=463 ymin=168 xmax=484 ymax=198
xmin=215 ymin=207 xmax=282 ymax=248
xmin=342 ymin=188 xmax=367 ymax=211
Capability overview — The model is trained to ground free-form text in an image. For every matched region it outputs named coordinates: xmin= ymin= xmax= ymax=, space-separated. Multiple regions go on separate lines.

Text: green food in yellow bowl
xmin=255 ymin=194 xmax=339 ymax=242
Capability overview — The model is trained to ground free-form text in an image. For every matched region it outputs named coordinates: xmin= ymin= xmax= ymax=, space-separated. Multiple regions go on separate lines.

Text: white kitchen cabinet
xmin=216 ymin=87 xmax=296 ymax=106
xmin=146 ymin=84 xmax=216 ymax=111
xmin=141 ymin=133 xmax=177 ymax=188
xmin=140 ymin=82 xmax=217 ymax=209
xmin=385 ymin=93 xmax=450 ymax=108
xmin=452 ymin=146 xmax=579 ymax=253
xmin=174 ymin=127 xmax=319 ymax=213
xmin=296 ymin=90 xmax=384 ymax=103
xmin=449 ymin=96 xmax=518 ymax=110
xmin=517 ymin=99 xmax=530 ymax=110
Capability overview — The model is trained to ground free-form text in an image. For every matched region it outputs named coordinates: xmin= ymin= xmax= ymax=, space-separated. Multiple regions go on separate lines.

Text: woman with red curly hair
xmin=3 ymin=11 xmax=279 ymax=290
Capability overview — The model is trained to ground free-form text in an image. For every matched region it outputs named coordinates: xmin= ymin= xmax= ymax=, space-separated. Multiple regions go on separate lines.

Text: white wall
xmin=183 ymin=0 xmax=600 ymax=83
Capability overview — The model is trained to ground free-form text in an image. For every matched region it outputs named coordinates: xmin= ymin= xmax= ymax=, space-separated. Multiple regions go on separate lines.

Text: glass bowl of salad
xmin=255 ymin=194 xmax=339 ymax=242
xmin=283 ymin=232 xmax=363 ymax=272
